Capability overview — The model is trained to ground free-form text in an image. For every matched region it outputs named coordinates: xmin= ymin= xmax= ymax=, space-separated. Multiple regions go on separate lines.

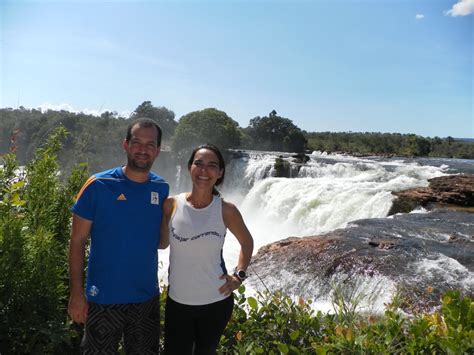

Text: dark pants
xmin=164 ymin=295 xmax=234 ymax=355
xmin=81 ymin=295 xmax=160 ymax=355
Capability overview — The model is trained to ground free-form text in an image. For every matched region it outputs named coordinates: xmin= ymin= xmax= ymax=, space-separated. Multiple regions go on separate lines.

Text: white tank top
xmin=168 ymin=193 xmax=228 ymax=305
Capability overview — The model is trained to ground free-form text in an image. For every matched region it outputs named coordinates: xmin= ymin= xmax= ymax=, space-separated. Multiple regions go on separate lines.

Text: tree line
xmin=306 ymin=132 xmax=474 ymax=159
xmin=1 ymin=101 xmax=473 ymax=175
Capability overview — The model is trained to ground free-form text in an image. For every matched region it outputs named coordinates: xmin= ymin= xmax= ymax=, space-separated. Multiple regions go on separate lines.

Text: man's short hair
xmin=126 ymin=118 xmax=162 ymax=146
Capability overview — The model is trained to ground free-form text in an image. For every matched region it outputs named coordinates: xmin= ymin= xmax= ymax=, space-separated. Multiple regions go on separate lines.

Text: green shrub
xmin=218 ymin=287 xmax=473 ymax=354
xmin=0 ymin=127 xmax=89 ymax=354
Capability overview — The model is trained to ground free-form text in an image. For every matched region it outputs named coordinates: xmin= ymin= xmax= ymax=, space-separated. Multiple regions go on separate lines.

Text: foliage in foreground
xmin=0 ymin=127 xmax=89 ymax=354
xmin=218 ymin=287 xmax=473 ymax=355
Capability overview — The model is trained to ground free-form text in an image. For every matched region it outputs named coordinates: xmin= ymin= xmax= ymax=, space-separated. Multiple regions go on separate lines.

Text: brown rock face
xmin=389 ymin=174 xmax=474 ymax=214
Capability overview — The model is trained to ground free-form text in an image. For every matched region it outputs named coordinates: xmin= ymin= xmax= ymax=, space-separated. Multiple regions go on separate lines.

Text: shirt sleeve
xmin=163 ymin=182 xmax=170 ymax=201
xmin=71 ymin=176 xmax=97 ymax=221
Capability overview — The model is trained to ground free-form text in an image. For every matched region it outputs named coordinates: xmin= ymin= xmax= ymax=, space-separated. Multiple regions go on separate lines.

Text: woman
xmin=160 ymin=144 xmax=254 ymax=354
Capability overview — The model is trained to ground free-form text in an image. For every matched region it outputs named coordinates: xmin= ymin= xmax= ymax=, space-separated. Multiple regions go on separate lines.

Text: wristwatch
xmin=233 ymin=268 xmax=247 ymax=282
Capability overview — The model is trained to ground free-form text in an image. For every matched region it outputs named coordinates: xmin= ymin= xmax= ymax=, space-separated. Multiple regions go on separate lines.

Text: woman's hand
xmin=218 ymin=274 xmax=241 ymax=297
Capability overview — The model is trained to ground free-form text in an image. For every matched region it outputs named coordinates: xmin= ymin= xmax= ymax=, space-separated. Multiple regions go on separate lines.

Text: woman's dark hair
xmin=188 ymin=144 xmax=226 ymax=196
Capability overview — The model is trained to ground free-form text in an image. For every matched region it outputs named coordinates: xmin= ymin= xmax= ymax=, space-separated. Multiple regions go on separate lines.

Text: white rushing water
xmin=159 ymin=151 xmax=449 ymax=302
xmin=219 ymin=151 xmax=447 ymax=271
xmin=413 ymin=254 xmax=474 ymax=290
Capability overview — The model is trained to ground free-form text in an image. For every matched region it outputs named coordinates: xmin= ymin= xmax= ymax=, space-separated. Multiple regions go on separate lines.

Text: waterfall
xmin=159 ymin=150 xmax=471 ymax=312
xmin=220 ymin=151 xmax=448 ymax=261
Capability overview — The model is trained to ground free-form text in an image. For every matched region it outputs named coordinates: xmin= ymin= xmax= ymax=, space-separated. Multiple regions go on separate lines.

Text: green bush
xmin=218 ymin=287 xmax=473 ymax=354
xmin=0 ymin=127 xmax=89 ymax=354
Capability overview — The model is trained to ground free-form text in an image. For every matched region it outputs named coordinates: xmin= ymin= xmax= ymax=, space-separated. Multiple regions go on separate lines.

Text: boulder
xmin=389 ymin=174 xmax=474 ymax=215
xmin=290 ymin=153 xmax=310 ymax=164
xmin=248 ymin=210 xmax=474 ymax=314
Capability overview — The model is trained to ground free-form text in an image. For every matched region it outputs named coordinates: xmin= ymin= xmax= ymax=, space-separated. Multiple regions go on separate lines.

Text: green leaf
xmin=277 ymin=343 xmax=289 ymax=354
xmin=11 ymin=180 xmax=26 ymax=190
xmin=248 ymin=296 xmax=258 ymax=310
xmin=290 ymin=330 xmax=300 ymax=341
xmin=11 ymin=193 xmax=26 ymax=206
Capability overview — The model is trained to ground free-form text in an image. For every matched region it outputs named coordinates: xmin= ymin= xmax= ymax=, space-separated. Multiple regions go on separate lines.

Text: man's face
xmin=123 ymin=124 xmax=160 ymax=172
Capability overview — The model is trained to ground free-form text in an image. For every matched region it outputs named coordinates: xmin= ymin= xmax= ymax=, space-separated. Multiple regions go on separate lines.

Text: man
xmin=68 ymin=118 xmax=169 ymax=354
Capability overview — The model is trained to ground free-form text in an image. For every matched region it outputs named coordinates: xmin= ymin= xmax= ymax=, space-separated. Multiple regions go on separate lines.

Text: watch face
xmin=237 ymin=270 xmax=246 ymax=279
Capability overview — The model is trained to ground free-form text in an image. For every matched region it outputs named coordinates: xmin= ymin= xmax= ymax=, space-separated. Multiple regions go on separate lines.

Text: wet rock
xmin=389 ymin=174 xmax=474 ymax=215
xmin=273 ymin=156 xmax=291 ymax=177
xmin=249 ymin=210 xmax=474 ymax=314
xmin=291 ymin=153 xmax=310 ymax=164
xmin=368 ymin=240 xmax=396 ymax=250
xmin=226 ymin=150 xmax=247 ymax=160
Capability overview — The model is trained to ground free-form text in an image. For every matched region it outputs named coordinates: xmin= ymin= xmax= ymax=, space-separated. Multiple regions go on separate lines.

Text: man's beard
xmin=128 ymin=154 xmax=153 ymax=172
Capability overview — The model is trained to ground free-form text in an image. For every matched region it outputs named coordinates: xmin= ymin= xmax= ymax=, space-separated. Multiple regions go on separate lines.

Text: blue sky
xmin=1 ymin=0 xmax=473 ymax=138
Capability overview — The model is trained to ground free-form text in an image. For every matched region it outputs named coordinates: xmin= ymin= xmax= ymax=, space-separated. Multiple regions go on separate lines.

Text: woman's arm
xmin=222 ymin=200 xmax=254 ymax=277
xmin=159 ymin=197 xmax=175 ymax=249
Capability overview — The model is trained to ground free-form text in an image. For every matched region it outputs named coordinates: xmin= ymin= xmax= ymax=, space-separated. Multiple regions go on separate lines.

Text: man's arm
xmin=68 ymin=214 xmax=92 ymax=324
xmin=159 ymin=197 xmax=174 ymax=249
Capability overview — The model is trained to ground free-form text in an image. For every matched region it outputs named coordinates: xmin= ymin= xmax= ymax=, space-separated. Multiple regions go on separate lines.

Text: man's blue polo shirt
xmin=72 ymin=167 xmax=169 ymax=304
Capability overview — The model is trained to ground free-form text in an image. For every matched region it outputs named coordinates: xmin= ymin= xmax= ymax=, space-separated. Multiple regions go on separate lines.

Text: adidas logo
xmin=117 ymin=193 xmax=127 ymax=201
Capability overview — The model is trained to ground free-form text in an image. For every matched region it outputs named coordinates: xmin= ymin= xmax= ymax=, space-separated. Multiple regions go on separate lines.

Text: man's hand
xmin=68 ymin=293 xmax=89 ymax=324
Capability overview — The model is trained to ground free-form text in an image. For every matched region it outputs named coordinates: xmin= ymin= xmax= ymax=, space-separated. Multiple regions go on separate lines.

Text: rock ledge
xmin=388 ymin=174 xmax=474 ymax=215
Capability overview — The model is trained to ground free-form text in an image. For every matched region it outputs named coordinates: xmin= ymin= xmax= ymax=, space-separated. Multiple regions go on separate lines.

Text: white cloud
xmin=38 ymin=102 xmax=131 ymax=118
xmin=415 ymin=14 xmax=425 ymax=20
xmin=446 ymin=0 xmax=474 ymax=16
xmin=39 ymin=102 xmax=77 ymax=113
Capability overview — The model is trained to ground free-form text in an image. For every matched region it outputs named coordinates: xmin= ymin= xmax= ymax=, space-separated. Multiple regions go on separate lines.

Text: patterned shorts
xmin=81 ymin=295 xmax=160 ymax=355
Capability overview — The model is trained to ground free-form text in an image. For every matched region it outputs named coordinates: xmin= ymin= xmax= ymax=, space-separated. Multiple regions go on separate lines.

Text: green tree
xmin=247 ymin=110 xmax=307 ymax=152
xmin=131 ymin=101 xmax=177 ymax=140
xmin=402 ymin=134 xmax=432 ymax=157
xmin=171 ymin=108 xmax=241 ymax=158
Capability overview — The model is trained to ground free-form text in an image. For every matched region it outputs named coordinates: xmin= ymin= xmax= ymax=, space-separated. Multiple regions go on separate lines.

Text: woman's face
xmin=189 ymin=148 xmax=223 ymax=189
